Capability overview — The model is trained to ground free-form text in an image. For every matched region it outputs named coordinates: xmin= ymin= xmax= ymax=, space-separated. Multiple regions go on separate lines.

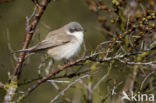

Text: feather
xmin=12 ymin=34 xmax=73 ymax=53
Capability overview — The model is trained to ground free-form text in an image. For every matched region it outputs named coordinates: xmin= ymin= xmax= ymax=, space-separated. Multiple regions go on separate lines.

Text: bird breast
xmin=47 ymin=32 xmax=84 ymax=61
xmin=47 ymin=39 xmax=83 ymax=61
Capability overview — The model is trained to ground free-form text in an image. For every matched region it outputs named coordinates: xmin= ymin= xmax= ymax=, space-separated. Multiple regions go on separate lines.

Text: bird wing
xmin=31 ymin=34 xmax=73 ymax=51
xmin=14 ymin=34 xmax=73 ymax=53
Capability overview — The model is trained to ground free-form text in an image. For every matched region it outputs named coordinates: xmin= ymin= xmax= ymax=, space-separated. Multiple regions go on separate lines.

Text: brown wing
xmin=14 ymin=34 xmax=73 ymax=53
xmin=45 ymin=28 xmax=64 ymax=39
xmin=29 ymin=34 xmax=73 ymax=52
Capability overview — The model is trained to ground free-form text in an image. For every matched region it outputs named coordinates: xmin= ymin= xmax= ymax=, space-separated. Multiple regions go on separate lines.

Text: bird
xmin=14 ymin=22 xmax=86 ymax=61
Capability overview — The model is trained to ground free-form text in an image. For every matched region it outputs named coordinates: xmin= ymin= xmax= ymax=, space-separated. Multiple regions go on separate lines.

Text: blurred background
xmin=0 ymin=0 xmax=156 ymax=103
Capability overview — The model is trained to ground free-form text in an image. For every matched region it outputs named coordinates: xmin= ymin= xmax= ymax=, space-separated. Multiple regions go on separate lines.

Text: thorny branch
xmin=3 ymin=0 xmax=51 ymax=103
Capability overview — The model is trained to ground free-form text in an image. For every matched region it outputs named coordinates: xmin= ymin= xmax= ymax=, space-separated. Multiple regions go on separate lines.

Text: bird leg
xmin=63 ymin=59 xmax=70 ymax=75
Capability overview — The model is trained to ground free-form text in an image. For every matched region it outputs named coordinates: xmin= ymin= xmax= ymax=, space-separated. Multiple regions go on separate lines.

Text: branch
xmin=13 ymin=0 xmax=50 ymax=78
xmin=19 ymin=69 xmax=89 ymax=86
xmin=3 ymin=0 xmax=51 ymax=103
xmin=140 ymin=70 xmax=156 ymax=90
xmin=15 ymin=50 xmax=148 ymax=102
xmin=119 ymin=60 xmax=156 ymax=67
xmin=15 ymin=53 xmax=101 ymax=103
xmin=32 ymin=0 xmax=40 ymax=8
xmin=50 ymin=74 xmax=89 ymax=103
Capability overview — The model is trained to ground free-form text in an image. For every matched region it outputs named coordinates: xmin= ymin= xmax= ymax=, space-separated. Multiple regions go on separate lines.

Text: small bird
xmin=14 ymin=22 xmax=85 ymax=61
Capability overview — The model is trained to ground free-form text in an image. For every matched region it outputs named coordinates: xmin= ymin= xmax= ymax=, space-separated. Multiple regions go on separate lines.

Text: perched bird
xmin=14 ymin=22 xmax=86 ymax=61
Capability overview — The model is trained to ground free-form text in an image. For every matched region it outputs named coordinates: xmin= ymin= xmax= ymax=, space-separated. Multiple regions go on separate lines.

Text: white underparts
xmin=47 ymin=31 xmax=84 ymax=61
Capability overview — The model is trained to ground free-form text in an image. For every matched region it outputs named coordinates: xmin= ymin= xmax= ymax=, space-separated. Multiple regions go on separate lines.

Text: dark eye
xmin=75 ymin=28 xmax=81 ymax=31
xmin=69 ymin=28 xmax=75 ymax=33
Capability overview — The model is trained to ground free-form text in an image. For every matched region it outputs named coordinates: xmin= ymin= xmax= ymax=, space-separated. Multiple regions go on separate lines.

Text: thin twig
xmin=45 ymin=59 xmax=53 ymax=75
xmin=88 ymin=76 xmax=93 ymax=103
xmin=50 ymin=74 xmax=89 ymax=103
xmin=3 ymin=0 xmax=51 ymax=103
xmin=41 ymin=22 xmax=52 ymax=30
xmin=82 ymin=42 xmax=87 ymax=58
xmin=95 ymin=40 xmax=121 ymax=52
xmin=14 ymin=50 xmax=148 ymax=102
xmin=6 ymin=29 xmax=17 ymax=61
xmin=140 ymin=70 xmax=156 ymax=90
xmin=32 ymin=0 xmax=40 ymax=8
xmin=47 ymin=80 xmax=70 ymax=84
xmin=13 ymin=0 xmax=50 ymax=77
xmin=93 ymin=73 xmax=108 ymax=91
xmin=119 ymin=59 xmax=156 ymax=67
xmin=15 ymin=53 xmax=102 ymax=103
xmin=19 ymin=70 xmax=90 ymax=86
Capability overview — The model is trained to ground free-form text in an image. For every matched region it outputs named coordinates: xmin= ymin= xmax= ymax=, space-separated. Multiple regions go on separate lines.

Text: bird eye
xmin=69 ymin=28 xmax=75 ymax=33
xmin=76 ymin=28 xmax=80 ymax=31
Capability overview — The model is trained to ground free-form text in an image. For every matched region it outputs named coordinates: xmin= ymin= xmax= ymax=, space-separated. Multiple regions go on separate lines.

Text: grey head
xmin=63 ymin=22 xmax=86 ymax=33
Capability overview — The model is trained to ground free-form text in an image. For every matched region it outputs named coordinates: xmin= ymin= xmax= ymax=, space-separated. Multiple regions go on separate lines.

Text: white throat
xmin=67 ymin=31 xmax=84 ymax=44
